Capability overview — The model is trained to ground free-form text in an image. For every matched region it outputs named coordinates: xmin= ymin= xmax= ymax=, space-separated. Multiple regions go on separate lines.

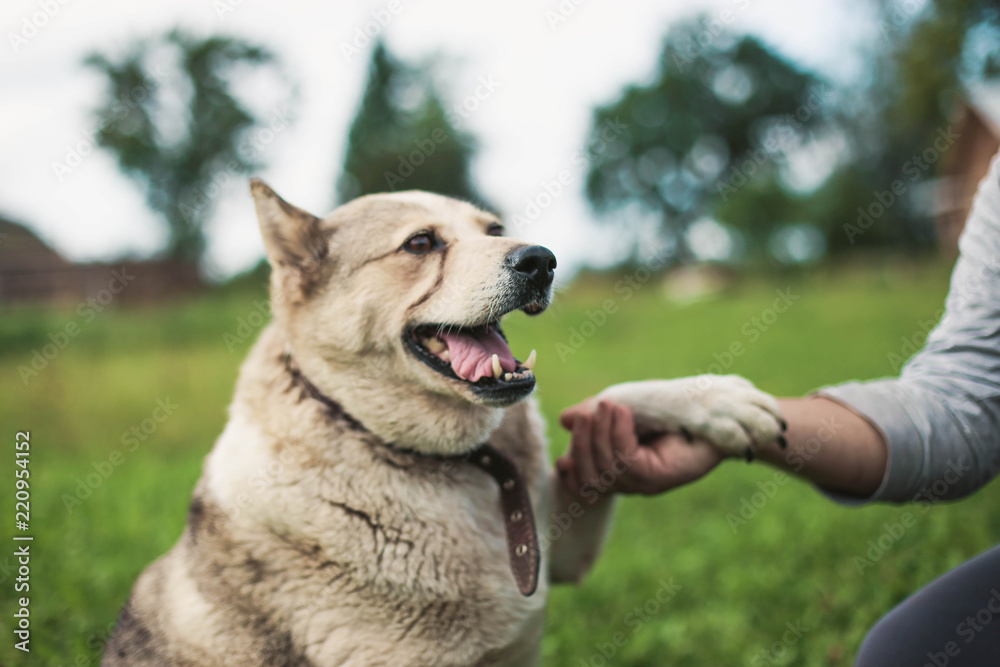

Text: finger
xmin=570 ymin=412 xmax=598 ymax=490
xmin=559 ymin=408 xmax=578 ymax=431
xmin=591 ymin=401 xmax=615 ymax=476
xmin=610 ymin=404 xmax=640 ymax=466
xmin=554 ymin=456 xmax=573 ymax=490
xmin=559 ymin=397 xmax=597 ymax=430
xmin=560 ymin=455 xmax=582 ymax=496
xmin=555 ymin=455 xmax=570 ymax=479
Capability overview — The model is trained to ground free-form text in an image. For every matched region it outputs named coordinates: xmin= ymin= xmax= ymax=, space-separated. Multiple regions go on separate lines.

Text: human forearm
xmin=755 ymin=396 xmax=888 ymax=498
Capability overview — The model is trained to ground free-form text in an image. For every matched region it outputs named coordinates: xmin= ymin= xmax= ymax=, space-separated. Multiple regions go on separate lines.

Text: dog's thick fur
xmin=104 ymin=183 xmax=783 ymax=666
xmin=104 ymin=184 xmax=616 ymax=666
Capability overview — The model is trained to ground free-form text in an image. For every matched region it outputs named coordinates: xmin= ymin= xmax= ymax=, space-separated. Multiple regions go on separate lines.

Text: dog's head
xmin=251 ymin=179 xmax=554 ymax=427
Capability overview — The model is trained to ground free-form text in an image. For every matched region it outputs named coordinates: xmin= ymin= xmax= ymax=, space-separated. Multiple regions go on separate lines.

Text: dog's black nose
xmin=507 ymin=245 xmax=557 ymax=290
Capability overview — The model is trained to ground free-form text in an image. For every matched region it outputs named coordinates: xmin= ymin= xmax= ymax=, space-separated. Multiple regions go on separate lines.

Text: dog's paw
xmin=597 ymin=375 xmax=785 ymax=460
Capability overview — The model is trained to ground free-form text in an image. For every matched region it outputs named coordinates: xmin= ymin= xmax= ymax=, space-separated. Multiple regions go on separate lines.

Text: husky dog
xmin=104 ymin=181 xmax=783 ymax=666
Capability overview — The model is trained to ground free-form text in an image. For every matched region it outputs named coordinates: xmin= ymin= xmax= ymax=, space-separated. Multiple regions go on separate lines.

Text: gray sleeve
xmin=817 ymin=152 xmax=1000 ymax=503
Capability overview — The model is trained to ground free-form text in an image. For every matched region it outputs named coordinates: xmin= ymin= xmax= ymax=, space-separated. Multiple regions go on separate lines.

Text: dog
xmin=104 ymin=181 xmax=784 ymax=666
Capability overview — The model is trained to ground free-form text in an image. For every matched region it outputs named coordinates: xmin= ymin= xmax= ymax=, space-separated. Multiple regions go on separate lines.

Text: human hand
xmin=556 ymin=400 xmax=723 ymax=497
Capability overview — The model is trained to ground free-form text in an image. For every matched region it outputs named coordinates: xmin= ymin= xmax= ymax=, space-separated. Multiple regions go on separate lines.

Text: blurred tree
xmin=338 ymin=41 xmax=485 ymax=206
xmin=806 ymin=0 xmax=1000 ymax=253
xmin=584 ymin=17 xmax=826 ymax=262
xmin=86 ymin=30 xmax=291 ymax=268
xmin=879 ymin=0 xmax=1000 ymax=146
xmin=586 ymin=3 xmax=1000 ymax=266
xmin=713 ymin=170 xmax=807 ymax=253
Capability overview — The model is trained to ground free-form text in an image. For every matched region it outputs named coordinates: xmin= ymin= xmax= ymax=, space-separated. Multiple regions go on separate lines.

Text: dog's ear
xmin=250 ymin=178 xmax=327 ymax=275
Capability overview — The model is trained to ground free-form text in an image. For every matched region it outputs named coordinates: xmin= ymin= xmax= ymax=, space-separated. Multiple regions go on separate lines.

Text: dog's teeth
xmin=491 ymin=354 xmax=502 ymax=379
xmin=504 ymin=372 xmax=512 ymax=381
xmin=523 ymin=349 xmax=536 ymax=371
xmin=440 ymin=349 xmax=450 ymax=362
xmin=425 ymin=337 xmax=445 ymax=354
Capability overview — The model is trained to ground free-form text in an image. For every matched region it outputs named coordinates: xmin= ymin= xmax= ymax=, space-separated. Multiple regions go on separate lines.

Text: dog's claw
xmin=745 ymin=447 xmax=754 ymax=463
xmin=777 ymin=435 xmax=787 ymax=449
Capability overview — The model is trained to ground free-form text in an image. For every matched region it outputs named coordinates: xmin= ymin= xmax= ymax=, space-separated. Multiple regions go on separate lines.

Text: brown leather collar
xmin=284 ymin=353 xmax=540 ymax=596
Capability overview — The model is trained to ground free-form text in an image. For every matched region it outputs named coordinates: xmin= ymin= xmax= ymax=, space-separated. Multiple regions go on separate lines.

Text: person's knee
xmin=855 ymin=615 xmax=892 ymax=667
xmin=855 ymin=600 xmax=957 ymax=667
xmin=855 ymin=605 xmax=917 ymax=667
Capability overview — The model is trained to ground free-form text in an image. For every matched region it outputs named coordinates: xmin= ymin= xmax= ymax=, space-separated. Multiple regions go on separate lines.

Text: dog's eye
xmin=403 ymin=232 xmax=435 ymax=254
xmin=486 ymin=224 xmax=504 ymax=237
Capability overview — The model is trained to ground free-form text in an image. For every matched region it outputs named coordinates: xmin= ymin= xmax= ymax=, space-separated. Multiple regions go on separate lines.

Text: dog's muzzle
xmin=404 ymin=244 xmax=556 ymax=406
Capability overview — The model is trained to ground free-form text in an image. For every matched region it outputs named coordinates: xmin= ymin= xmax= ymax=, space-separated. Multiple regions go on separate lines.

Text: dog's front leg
xmin=492 ymin=399 xmax=617 ymax=584
xmin=545 ymin=479 xmax=617 ymax=584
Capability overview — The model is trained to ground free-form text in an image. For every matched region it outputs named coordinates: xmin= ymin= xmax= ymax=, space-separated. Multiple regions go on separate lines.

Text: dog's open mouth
xmin=404 ymin=321 xmax=538 ymax=403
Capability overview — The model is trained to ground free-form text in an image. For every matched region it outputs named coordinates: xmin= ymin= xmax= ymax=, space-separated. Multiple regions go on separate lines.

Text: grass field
xmin=4 ymin=258 xmax=1000 ymax=666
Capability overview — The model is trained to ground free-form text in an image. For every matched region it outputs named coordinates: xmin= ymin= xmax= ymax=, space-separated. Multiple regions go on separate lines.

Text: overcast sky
xmin=0 ymin=0 xmax=881 ymax=280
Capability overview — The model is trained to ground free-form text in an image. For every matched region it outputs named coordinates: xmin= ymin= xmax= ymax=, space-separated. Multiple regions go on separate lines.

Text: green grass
xmin=4 ymin=258 xmax=1000 ymax=666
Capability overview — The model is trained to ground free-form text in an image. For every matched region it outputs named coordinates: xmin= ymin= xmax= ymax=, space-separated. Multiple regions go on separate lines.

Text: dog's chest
xmin=279 ymin=447 xmax=549 ymax=664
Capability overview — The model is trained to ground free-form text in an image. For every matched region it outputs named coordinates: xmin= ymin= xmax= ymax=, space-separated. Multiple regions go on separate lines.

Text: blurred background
xmin=2 ymin=0 xmax=1000 ymax=665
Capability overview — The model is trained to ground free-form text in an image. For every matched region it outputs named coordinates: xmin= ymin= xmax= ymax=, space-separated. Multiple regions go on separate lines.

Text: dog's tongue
xmin=441 ymin=327 xmax=517 ymax=381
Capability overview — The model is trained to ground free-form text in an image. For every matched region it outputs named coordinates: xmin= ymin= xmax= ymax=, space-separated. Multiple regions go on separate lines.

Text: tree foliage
xmin=809 ymin=0 xmax=1000 ymax=254
xmin=585 ymin=3 xmax=1000 ymax=265
xmin=878 ymin=0 xmax=1000 ymax=144
xmin=338 ymin=41 xmax=484 ymax=206
xmin=86 ymin=30 xmax=291 ymax=267
xmin=585 ymin=18 xmax=826 ymax=260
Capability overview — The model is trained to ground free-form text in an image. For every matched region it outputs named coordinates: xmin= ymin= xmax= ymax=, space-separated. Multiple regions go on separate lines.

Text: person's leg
xmin=856 ymin=543 xmax=1000 ymax=666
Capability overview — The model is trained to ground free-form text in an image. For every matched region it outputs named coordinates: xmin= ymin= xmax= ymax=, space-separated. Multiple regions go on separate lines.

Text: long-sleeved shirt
xmin=819 ymin=152 xmax=1000 ymax=503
